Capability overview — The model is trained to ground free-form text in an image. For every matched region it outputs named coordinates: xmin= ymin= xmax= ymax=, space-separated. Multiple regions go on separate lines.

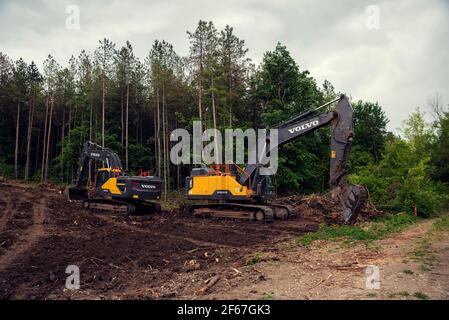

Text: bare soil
xmin=0 ymin=181 xmax=447 ymax=300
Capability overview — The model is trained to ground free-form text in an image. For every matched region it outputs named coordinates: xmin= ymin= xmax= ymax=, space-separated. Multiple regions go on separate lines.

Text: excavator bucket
xmin=64 ymin=187 xmax=89 ymax=201
xmin=333 ymin=184 xmax=368 ymax=224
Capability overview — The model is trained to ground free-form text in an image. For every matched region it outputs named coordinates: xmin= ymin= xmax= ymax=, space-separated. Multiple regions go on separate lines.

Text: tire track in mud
xmin=0 ymin=191 xmax=15 ymax=231
xmin=95 ymin=214 xmax=239 ymax=249
xmin=175 ymin=218 xmax=318 ymax=238
xmin=0 ymin=195 xmax=47 ymax=270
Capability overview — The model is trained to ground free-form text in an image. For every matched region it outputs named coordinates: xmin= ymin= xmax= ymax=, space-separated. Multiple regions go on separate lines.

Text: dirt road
xmin=0 ymin=181 xmax=447 ymax=300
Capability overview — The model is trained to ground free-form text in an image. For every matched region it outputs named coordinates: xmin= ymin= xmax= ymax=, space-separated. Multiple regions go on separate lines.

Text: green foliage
xmin=402 ymin=108 xmax=434 ymax=156
xmin=245 ymin=252 xmax=264 ymax=265
xmin=432 ymin=215 xmax=449 ymax=232
xmin=349 ymin=145 xmax=375 ymax=173
xmin=127 ymin=143 xmax=155 ymax=174
xmin=350 ymin=109 xmax=448 ymax=217
xmin=352 ymin=101 xmax=389 ymax=161
xmin=255 ymin=43 xmax=328 ymax=193
xmin=413 ymin=292 xmax=429 ymax=300
xmin=431 ymin=112 xmax=449 ymax=182
xmin=0 ymin=157 xmax=14 ymax=178
xmin=298 ymin=213 xmax=418 ymax=246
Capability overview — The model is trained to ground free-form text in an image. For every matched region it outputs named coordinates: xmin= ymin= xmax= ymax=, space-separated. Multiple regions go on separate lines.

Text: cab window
xmin=96 ymin=170 xmax=110 ymax=188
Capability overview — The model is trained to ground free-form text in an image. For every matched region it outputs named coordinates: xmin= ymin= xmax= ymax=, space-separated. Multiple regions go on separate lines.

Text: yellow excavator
xmin=65 ymin=141 xmax=162 ymax=214
xmin=186 ymin=95 xmax=368 ymax=223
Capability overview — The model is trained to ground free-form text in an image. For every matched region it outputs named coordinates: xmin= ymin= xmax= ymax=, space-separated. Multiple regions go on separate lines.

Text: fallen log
xmin=196 ymin=275 xmax=220 ymax=295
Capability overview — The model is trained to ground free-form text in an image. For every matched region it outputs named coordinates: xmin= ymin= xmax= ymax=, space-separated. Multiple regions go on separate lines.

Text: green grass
xmin=432 ymin=215 xmax=449 ymax=232
xmin=246 ymin=252 xmax=264 ymax=266
xmin=408 ymin=233 xmax=438 ymax=272
xmin=388 ymin=291 xmax=410 ymax=298
xmin=298 ymin=213 xmax=418 ymax=246
xmin=397 ymin=291 xmax=410 ymax=297
xmin=413 ymin=292 xmax=429 ymax=300
xmin=258 ymin=293 xmax=274 ymax=300
xmin=402 ymin=269 xmax=414 ymax=275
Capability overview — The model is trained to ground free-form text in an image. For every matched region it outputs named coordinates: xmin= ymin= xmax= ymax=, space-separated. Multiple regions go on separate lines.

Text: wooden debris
xmin=196 ymin=275 xmax=221 ymax=295
xmin=307 ymin=273 xmax=332 ymax=290
xmin=231 ymin=267 xmax=242 ymax=274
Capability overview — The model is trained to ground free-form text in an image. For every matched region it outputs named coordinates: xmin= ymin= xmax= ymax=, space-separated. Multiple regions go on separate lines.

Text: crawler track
xmin=190 ymin=203 xmax=296 ymax=221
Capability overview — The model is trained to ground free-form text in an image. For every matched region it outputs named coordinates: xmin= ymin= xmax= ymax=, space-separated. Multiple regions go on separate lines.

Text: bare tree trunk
xmin=102 ymin=70 xmax=105 ymax=147
xmin=41 ymin=95 xmax=49 ymax=182
xmin=61 ymin=108 xmax=65 ymax=182
xmin=89 ymin=102 xmax=92 ymax=141
xmin=156 ymin=86 xmax=161 ymax=177
xmin=25 ymin=95 xmax=34 ymax=180
xmin=139 ymin=113 xmax=144 ymax=145
xmin=153 ymin=101 xmax=157 ymax=173
xmin=175 ymin=119 xmax=181 ymax=189
xmin=125 ymin=83 xmax=129 ymax=171
xmin=211 ymin=77 xmax=219 ymax=165
xmin=120 ymin=86 xmax=124 ymax=148
xmin=35 ymin=122 xmax=41 ymax=174
xmin=198 ymin=48 xmax=203 ymax=128
xmin=14 ymin=101 xmax=20 ymax=179
xmin=162 ymin=85 xmax=168 ymax=200
xmin=198 ymin=83 xmax=203 ymax=126
xmin=69 ymin=103 xmax=73 ymax=183
xmin=68 ymin=104 xmax=72 ymax=139
xmin=229 ymin=77 xmax=232 ymax=127
xmin=44 ymin=95 xmax=54 ymax=182
xmin=136 ymin=115 xmax=139 ymax=145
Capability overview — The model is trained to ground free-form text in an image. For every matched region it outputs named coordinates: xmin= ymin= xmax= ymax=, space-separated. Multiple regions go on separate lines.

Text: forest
xmin=0 ymin=20 xmax=448 ymax=216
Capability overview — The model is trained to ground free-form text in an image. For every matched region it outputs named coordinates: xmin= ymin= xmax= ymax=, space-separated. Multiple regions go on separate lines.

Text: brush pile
xmin=277 ymin=193 xmax=384 ymax=223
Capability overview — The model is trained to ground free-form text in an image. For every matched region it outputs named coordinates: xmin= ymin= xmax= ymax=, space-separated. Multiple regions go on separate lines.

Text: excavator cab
xmin=96 ymin=169 xmax=111 ymax=189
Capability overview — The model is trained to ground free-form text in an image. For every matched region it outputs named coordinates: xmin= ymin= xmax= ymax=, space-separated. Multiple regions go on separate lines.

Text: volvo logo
xmin=141 ymin=184 xmax=156 ymax=189
xmin=288 ymin=120 xmax=319 ymax=134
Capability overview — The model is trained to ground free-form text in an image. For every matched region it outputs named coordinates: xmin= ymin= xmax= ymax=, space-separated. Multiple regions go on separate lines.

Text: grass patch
xmin=413 ymin=292 xmax=429 ymax=300
xmin=246 ymin=252 xmax=264 ymax=266
xmin=258 ymin=293 xmax=274 ymax=300
xmin=298 ymin=213 xmax=418 ymax=246
xmin=432 ymin=215 xmax=449 ymax=232
xmin=402 ymin=269 xmax=414 ymax=275
xmin=409 ymin=237 xmax=437 ymax=269
xmin=388 ymin=291 xmax=410 ymax=299
xmin=366 ymin=292 xmax=377 ymax=298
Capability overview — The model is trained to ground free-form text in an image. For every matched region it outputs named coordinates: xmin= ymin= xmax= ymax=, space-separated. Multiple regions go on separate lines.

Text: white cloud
xmin=0 ymin=0 xmax=448 ymax=131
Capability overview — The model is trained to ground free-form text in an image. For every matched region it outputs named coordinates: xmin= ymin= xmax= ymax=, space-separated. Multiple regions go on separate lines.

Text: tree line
xmin=0 ymin=20 xmax=448 ymax=214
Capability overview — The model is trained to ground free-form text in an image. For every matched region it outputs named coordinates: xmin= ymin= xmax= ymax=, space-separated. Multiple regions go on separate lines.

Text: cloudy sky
xmin=1 ymin=0 xmax=448 ymax=131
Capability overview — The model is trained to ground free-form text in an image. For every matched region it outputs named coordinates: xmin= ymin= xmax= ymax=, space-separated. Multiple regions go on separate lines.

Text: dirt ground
xmin=0 ymin=181 xmax=448 ymax=300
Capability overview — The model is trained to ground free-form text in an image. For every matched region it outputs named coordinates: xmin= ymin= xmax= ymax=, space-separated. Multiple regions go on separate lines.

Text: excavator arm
xmin=72 ymin=141 xmax=123 ymax=187
xmin=241 ymin=95 xmax=367 ymax=223
xmin=66 ymin=141 xmax=124 ymax=201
